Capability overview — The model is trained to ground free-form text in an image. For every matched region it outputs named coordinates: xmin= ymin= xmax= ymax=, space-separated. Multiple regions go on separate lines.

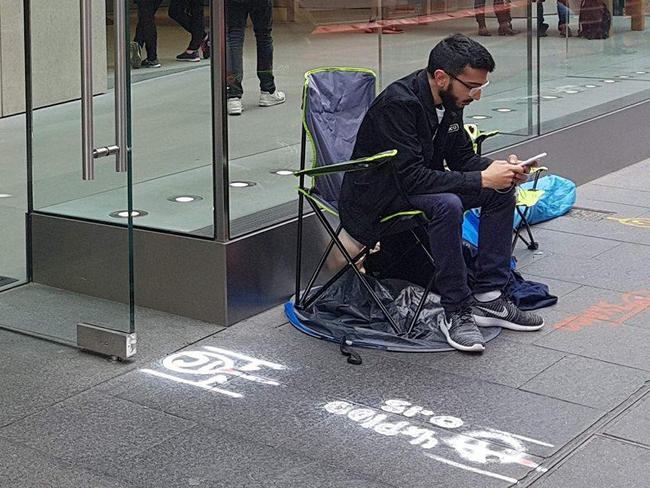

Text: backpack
xmin=578 ymin=0 xmax=612 ymax=39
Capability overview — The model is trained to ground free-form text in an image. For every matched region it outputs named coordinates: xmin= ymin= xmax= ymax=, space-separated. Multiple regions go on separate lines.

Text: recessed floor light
xmin=230 ymin=181 xmax=257 ymax=188
xmin=616 ymin=75 xmax=631 ymax=79
xmin=470 ymin=115 xmax=491 ymax=120
xmin=635 ymin=71 xmax=647 ymax=74
xmin=583 ymin=84 xmax=599 ymax=88
xmin=563 ymin=89 xmax=579 ymax=94
xmin=272 ymin=170 xmax=295 ymax=176
xmin=0 ymin=193 xmax=12 ymax=198
xmin=541 ymin=95 xmax=561 ymax=100
xmin=168 ymin=195 xmax=203 ymax=203
xmin=493 ymin=108 xmax=514 ymax=113
xmin=109 ymin=210 xmax=148 ymax=218
xmin=602 ymin=79 xmax=617 ymax=83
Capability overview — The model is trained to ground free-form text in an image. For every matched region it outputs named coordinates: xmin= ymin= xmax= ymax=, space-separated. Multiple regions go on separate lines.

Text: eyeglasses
xmin=447 ymin=73 xmax=490 ymax=97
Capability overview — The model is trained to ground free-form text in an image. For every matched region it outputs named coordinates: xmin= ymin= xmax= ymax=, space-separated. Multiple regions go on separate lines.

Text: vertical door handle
xmin=80 ymin=0 xmax=95 ymax=180
xmin=113 ymin=0 xmax=128 ymax=173
xmin=80 ymin=0 xmax=128 ymax=181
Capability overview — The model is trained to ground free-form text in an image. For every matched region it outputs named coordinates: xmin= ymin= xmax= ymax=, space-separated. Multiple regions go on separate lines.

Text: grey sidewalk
xmin=3 ymin=159 xmax=650 ymax=487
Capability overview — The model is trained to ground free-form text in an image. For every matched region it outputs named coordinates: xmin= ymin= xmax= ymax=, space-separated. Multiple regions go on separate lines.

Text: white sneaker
xmin=259 ymin=90 xmax=286 ymax=107
xmin=227 ymin=98 xmax=243 ymax=116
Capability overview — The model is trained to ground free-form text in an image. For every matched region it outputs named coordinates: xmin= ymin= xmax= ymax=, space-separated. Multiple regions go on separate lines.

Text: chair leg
xmin=302 ymin=247 xmax=369 ymax=309
xmin=298 ymin=223 xmax=343 ymax=308
xmin=310 ymin=203 xmax=403 ymax=335
xmin=404 ymin=274 xmax=436 ymax=336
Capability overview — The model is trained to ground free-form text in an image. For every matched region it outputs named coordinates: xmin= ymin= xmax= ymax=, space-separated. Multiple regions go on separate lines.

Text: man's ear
xmin=432 ymin=69 xmax=449 ymax=88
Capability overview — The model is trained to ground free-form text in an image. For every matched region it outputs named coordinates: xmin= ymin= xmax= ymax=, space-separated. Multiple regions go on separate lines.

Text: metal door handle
xmin=80 ymin=0 xmax=128 ymax=181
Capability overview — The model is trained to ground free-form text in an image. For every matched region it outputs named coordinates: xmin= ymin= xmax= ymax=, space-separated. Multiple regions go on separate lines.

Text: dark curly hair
xmin=427 ymin=33 xmax=495 ymax=76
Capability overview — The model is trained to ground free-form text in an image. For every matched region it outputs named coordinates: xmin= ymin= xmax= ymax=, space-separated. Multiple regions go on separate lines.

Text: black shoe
xmin=141 ymin=59 xmax=161 ymax=68
xmin=176 ymin=50 xmax=200 ymax=62
xmin=200 ymin=35 xmax=210 ymax=59
xmin=472 ymin=296 xmax=544 ymax=331
xmin=440 ymin=305 xmax=485 ymax=353
xmin=538 ymin=22 xmax=549 ymax=37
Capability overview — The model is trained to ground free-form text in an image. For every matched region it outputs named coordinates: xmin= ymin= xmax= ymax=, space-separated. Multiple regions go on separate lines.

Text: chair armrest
xmin=293 ymin=149 xmax=397 ymax=177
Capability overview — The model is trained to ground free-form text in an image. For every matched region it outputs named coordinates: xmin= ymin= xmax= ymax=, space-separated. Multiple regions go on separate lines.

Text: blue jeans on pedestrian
xmin=226 ymin=0 xmax=276 ymax=99
xmin=395 ymin=188 xmax=516 ymax=312
xmin=537 ymin=0 xmax=570 ymax=27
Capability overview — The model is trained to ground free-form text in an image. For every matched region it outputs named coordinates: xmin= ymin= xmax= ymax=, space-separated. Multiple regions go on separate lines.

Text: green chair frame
xmin=293 ymin=68 xmax=436 ymax=337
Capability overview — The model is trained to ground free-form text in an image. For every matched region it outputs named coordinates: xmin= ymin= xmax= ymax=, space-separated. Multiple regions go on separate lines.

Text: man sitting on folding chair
xmin=339 ymin=34 xmax=544 ymax=353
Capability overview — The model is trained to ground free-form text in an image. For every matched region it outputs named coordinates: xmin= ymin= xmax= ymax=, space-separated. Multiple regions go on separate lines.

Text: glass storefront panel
xmin=539 ymin=0 xmax=650 ymax=133
xmin=221 ymin=0 xmax=648 ymax=238
xmin=225 ymin=0 xmax=380 ymax=237
xmin=31 ymin=1 xmax=215 ymax=238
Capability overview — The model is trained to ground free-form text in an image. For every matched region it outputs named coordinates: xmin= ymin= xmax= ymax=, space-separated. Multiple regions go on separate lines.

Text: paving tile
xmin=110 ymin=369 xmax=335 ymax=448
xmin=577 ymin=183 xmax=650 ymax=208
xmin=532 ymin=436 xmax=650 ymax=488
xmin=520 ymin=356 xmax=650 ymax=410
xmin=497 ymin=307 xmax=577 ymax=345
xmin=522 ymin=244 xmax=650 ymax=292
xmin=267 ymin=462 xmax=396 ymax=488
xmin=102 ymin=425 xmax=313 ymax=488
xmin=0 ymin=330 xmax=133 ymax=427
xmin=395 ymin=338 xmax=565 ymax=388
xmin=587 ymin=159 xmax=650 ymax=192
xmin=534 ymin=320 xmax=650 ymax=372
xmin=277 ymin=404 xmax=543 ymax=488
xmin=542 ymin=286 xmax=650 ymax=328
xmin=517 ymin=228 xmax=621 ymax=259
xmin=518 ymin=274 xmax=582 ymax=298
xmin=536 ymin=207 xmax=650 ymax=246
xmin=605 ymin=393 xmax=650 ymax=447
xmin=572 ymin=193 xmax=650 ymax=217
xmin=111 ymin=322 xmax=600 ymax=458
xmin=0 ymin=438 xmax=131 ymax=488
xmin=0 ymin=391 xmax=196 ymax=472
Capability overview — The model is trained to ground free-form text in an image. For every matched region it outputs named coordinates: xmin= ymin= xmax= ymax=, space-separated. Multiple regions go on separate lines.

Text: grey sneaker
xmin=472 ymin=296 xmax=544 ymax=331
xmin=130 ymin=41 xmax=142 ymax=69
xmin=440 ymin=306 xmax=485 ymax=353
xmin=259 ymin=90 xmax=286 ymax=107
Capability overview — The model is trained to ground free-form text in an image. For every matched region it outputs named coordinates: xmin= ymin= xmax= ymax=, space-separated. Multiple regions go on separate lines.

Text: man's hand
xmin=481 ymin=155 xmax=527 ymax=189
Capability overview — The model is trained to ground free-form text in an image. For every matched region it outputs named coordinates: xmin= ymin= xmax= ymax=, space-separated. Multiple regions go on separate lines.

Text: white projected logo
xmin=324 ymin=399 xmax=552 ymax=484
xmin=141 ymin=346 xmax=286 ymax=398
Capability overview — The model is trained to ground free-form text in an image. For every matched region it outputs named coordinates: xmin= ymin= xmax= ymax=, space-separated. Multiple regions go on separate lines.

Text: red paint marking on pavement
xmin=553 ymin=290 xmax=650 ymax=332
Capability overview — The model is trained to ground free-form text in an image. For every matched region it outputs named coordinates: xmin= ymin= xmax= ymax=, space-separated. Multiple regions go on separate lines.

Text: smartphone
xmin=519 ymin=152 xmax=547 ymax=168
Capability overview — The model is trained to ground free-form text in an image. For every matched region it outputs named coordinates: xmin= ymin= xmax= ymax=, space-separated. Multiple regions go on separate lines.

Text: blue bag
xmin=462 ymin=175 xmax=577 ymax=245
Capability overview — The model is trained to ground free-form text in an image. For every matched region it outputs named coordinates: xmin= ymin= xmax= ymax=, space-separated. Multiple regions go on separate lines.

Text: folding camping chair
xmin=463 ymin=124 xmax=548 ymax=251
xmin=293 ymin=67 xmax=436 ymax=337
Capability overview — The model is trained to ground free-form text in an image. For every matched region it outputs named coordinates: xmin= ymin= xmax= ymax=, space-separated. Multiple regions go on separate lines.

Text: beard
xmin=440 ymin=86 xmax=470 ymax=112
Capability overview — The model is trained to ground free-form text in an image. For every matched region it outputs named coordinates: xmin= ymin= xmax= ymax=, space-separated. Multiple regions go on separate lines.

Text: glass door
xmin=0 ymin=0 xmax=136 ymax=358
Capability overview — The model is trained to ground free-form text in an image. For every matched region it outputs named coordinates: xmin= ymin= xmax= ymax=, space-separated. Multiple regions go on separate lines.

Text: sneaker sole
xmin=440 ymin=323 xmax=485 ymax=353
xmin=473 ymin=315 xmax=545 ymax=331
xmin=259 ymin=100 xmax=286 ymax=107
xmin=176 ymin=58 xmax=200 ymax=62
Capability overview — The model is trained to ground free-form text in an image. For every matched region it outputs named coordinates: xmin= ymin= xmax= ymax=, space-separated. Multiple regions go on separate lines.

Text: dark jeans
xmin=389 ymin=188 xmax=515 ymax=312
xmin=134 ymin=0 xmax=163 ymax=61
xmin=169 ymin=0 xmax=206 ymax=51
xmin=537 ymin=0 xmax=570 ymax=27
xmin=226 ymin=0 xmax=276 ymax=98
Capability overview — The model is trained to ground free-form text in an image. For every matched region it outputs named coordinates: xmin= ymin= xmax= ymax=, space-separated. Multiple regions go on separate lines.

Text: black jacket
xmin=339 ymin=69 xmax=492 ymax=246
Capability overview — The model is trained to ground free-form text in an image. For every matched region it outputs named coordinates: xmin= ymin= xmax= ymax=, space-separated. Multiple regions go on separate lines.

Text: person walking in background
xmin=474 ymin=0 xmax=518 ymax=36
xmin=226 ymin=0 xmax=285 ymax=116
xmin=130 ymin=0 xmax=164 ymax=68
xmin=535 ymin=0 xmax=573 ymax=37
xmin=169 ymin=0 xmax=210 ymax=62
